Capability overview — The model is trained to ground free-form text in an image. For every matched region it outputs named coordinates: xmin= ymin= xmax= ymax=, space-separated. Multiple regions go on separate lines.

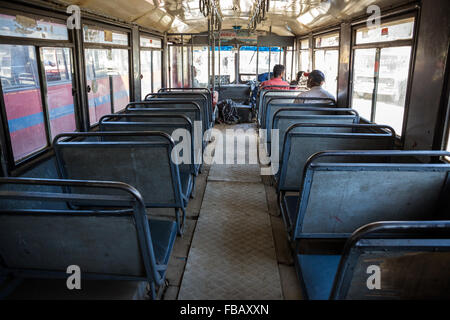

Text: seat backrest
xmin=146 ymin=92 xmax=212 ymax=127
xmin=53 ymin=132 xmax=184 ymax=207
xmin=258 ymin=91 xmax=302 ymax=125
xmin=293 ymin=151 xmax=450 ymax=240
xmin=0 ymin=178 xmax=165 ymax=284
xmin=331 ymin=221 xmax=450 ymax=299
xmin=278 ymin=124 xmax=396 ymax=192
xmin=264 ymin=100 xmax=336 ymax=130
xmin=99 ymin=114 xmax=197 ymax=175
xmin=268 ymin=107 xmax=359 ymax=147
xmin=132 ymin=98 xmax=209 ymax=132
xmin=126 ymin=103 xmax=202 ymax=129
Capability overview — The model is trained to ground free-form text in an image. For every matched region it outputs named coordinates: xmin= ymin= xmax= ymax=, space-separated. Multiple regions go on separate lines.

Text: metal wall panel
xmin=404 ymin=0 xmax=450 ymax=150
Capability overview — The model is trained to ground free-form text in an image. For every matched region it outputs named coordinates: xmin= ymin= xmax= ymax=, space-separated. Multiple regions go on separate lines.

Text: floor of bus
xmin=6 ymin=123 xmax=302 ymax=300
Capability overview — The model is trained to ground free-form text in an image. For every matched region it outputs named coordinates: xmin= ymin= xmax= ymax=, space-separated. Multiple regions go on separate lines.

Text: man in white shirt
xmin=295 ymin=70 xmax=336 ymax=104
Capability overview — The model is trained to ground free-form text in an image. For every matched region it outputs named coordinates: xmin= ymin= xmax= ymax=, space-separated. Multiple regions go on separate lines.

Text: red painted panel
xmin=4 ymin=88 xmax=43 ymax=120
xmin=10 ymin=123 xmax=47 ymax=161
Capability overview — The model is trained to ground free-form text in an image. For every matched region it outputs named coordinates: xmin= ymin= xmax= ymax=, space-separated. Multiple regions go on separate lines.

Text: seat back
xmin=278 ymin=124 xmax=396 ymax=192
xmin=128 ymin=100 xmax=203 ymax=126
xmin=146 ymin=92 xmax=212 ymax=128
xmin=53 ymin=132 xmax=184 ymax=207
xmin=99 ymin=114 xmax=198 ymax=175
xmin=0 ymin=178 xmax=166 ymax=286
xmin=264 ymin=99 xmax=336 ymax=130
xmin=257 ymin=90 xmax=302 ymax=126
xmin=268 ymin=107 xmax=359 ymax=151
xmin=293 ymin=151 xmax=450 ymax=240
xmin=331 ymin=221 xmax=450 ymax=299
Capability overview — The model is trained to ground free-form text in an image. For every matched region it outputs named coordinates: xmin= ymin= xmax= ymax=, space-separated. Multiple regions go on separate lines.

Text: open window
xmin=351 ymin=17 xmax=415 ymax=136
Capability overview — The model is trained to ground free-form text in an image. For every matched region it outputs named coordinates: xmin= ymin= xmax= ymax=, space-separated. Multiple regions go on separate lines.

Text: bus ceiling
xmin=56 ymin=0 xmax=415 ymax=36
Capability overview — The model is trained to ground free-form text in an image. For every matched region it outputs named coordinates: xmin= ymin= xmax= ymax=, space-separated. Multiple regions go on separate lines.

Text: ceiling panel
xmin=55 ymin=0 xmax=415 ymax=35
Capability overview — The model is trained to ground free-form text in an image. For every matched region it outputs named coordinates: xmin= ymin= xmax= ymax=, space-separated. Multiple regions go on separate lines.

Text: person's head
xmin=296 ymin=71 xmax=305 ymax=82
xmin=273 ymin=64 xmax=285 ymax=79
xmin=307 ymin=70 xmax=325 ymax=88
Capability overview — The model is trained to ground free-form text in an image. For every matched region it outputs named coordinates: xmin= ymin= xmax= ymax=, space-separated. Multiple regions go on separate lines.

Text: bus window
xmin=183 ymin=46 xmax=192 ymax=87
xmin=153 ymin=50 xmax=162 ymax=92
xmin=41 ymin=47 xmax=76 ymax=140
xmin=169 ymin=46 xmax=183 ymax=88
xmin=239 ymin=46 xmax=257 ymax=82
xmin=314 ymin=33 xmax=339 ymax=97
xmin=374 ymin=46 xmax=411 ymax=133
xmin=84 ymin=26 xmax=130 ymax=124
xmin=286 ymin=48 xmax=293 ymax=82
xmin=355 ymin=17 xmax=414 ymax=45
xmin=111 ymin=49 xmax=130 ymax=113
xmin=351 ymin=17 xmax=414 ymax=135
xmin=0 ymin=13 xmax=68 ymax=40
xmin=269 ymin=47 xmax=282 ymax=73
xmin=258 ymin=47 xmax=270 ymax=75
xmin=140 ymin=35 xmax=162 ymax=98
xmin=215 ymin=46 xmax=235 ymax=84
xmin=352 ymin=48 xmax=377 ymax=120
xmin=140 ymin=50 xmax=152 ymax=98
xmin=193 ymin=46 xmax=209 ymax=87
xmin=0 ymin=44 xmax=47 ymax=161
xmin=299 ymin=39 xmax=310 ymax=72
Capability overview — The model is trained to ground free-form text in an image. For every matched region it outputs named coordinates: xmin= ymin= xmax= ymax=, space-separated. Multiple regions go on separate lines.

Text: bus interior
xmin=0 ymin=0 xmax=449 ymax=301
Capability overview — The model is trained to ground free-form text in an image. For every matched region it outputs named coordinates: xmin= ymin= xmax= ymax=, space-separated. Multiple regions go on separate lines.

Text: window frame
xmin=312 ymin=31 xmax=340 ymax=98
xmin=349 ymin=12 xmax=417 ymax=140
xmin=82 ymin=21 xmax=132 ymax=127
xmin=139 ymin=33 xmax=163 ymax=96
xmin=0 ymin=8 xmax=79 ymax=172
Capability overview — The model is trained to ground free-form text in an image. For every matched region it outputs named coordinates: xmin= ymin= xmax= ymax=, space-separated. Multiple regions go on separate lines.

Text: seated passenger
xmin=290 ymin=71 xmax=305 ymax=87
xmin=295 ymin=70 xmax=336 ymax=103
xmin=260 ymin=64 xmax=290 ymax=90
xmin=290 ymin=71 xmax=309 ymax=89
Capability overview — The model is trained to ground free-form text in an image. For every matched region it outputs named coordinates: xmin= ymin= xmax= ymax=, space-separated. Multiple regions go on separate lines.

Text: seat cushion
xmin=297 ymin=254 xmax=341 ymax=300
xmin=148 ymin=218 xmax=177 ymax=265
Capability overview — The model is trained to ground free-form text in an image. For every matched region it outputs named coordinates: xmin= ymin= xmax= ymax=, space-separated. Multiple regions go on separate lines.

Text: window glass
xmin=299 ymin=50 xmax=310 ymax=72
xmin=286 ymin=50 xmax=293 ymax=82
xmin=83 ymin=26 xmax=128 ymax=46
xmin=314 ymin=49 xmax=338 ymax=97
xmin=140 ymin=50 xmax=152 ymax=99
xmin=215 ymin=46 xmax=235 ymax=84
xmin=193 ymin=46 xmax=209 ymax=87
xmin=170 ymin=46 xmax=183 ymax=88
xmin=140 ymin=36 xmax=162 ymax=48
xmin=84 ymin=48 xmax=130 ymax=123
xmin=0 ymin=14 xmax=68 ymax=40
xmin=153 ymin=50 xmax=162 ymax=92
xmin=356 ymin=17 xmax=414 ymax=45
xmin=239 ymin=46 xmax=257 ymax=75
xmin=0 ymin=44 xmax=47 ymax=161
xmin=111 ymin=49 xmax=129 ymax=112
xmin=352 ymin=48 xmax=377 ymax=120
xmin=315 ymin=32 xmax=339 ymax=48
xmin=269 ymin=47 xmax=282 ymax=74
xmin=183 ymin=46 xmax=191 ymax=87
xmin=374 ymin=46 xmax=411 ymax=135
xmin=300 ymin=39 xmax=309 ymax=49
xmin=41 ymin=47 xmax=76 ymax=139
xmin=258 ymin=47 xmax=270 ymax=75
